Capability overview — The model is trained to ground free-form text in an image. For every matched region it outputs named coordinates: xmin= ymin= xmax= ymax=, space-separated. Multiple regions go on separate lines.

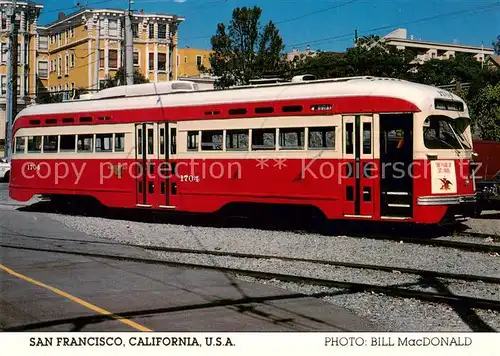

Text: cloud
xmin=173 ymin=0 xmax=187 ymax=2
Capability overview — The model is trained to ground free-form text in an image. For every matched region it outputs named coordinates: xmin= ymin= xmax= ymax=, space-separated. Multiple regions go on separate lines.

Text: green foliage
xmin=493 ymin=35 xmax=500 ymax=55
xmin=201 ymin=6 xmax=287 ymax=89
xmin=290 ymin=35 xmax=417 ymax=80
xmin=101 ymin=67 xmax=149 ymax=88
xmin=35 ymin=78 xmax=63 ymax=104
xmin=468 ymin=83 xmax=500 ymax=141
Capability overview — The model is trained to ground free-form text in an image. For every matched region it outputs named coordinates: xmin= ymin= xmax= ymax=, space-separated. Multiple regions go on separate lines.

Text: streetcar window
xmin=15 ymin=136 xmax=25 ymax=153
xmin=27 ymin=136 xmax=42 ymax=153
xmin=77 ymin=134 xmax=93 ymax=152
xmin=345 ymin=123 xmax=354 ymax=154
xmin=29 ymin=120 xmax=40 ymax=125
xmin=43 ymin=135 xmax=58 ymax=153
xmin=228 ymin=108 xmax=247 ymax=115
xmin=147 ymin=128 xmax=154 ymax=154
xmin=201 ymin=130 xmax=223 ymax=151
xmin=226 ymin=129 xmax=249 ymax=151
xmin=137 ymin=128 xmax=143 ymax=155
xmin=363 ymin=123 xmax=372 ymax=154
xmin=279 ymin=128 xmax=304 ymax=150
xmin=62 ymin=118 xmax=74 ymax=123
xmin=95 ymin=134 xmax=113 ymax=152
xmin=60 ymin=135 xmax=76 ymax=152
xmin=160 ymin=128 xmax=165 ymax=155
xmin=115 ymin=134 xmax=125 ymax=152
xmin=308 ymin=127 xmax=335 ymax=150
xmin=45 ymin=118 xmax=57 ymax=124
xmin=282 ymin=105 xmax=302 ymax=113
xmin=252 ymin=129 xmax=276 ymax=150
xmin=187 ymin=131 xmax=199 ymax=151
xmin=170 ymin=128 xmax=177 ymax=154
xmin=79 ymin=116 xmax=92 ymax=123
xmin=204 ymin=110 xmax=221 ymax=116
xmin=255 ymin=107 xmax=274 ymax=114
xmin=423 ymin=115 xmax=470 ymax=150
xmin=98 ymin=116 xmax=111 ymax=121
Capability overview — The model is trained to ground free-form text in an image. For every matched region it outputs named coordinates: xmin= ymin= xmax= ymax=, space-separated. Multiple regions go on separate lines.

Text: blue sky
xmin=38 ymin=0 xmax=499 ymax=52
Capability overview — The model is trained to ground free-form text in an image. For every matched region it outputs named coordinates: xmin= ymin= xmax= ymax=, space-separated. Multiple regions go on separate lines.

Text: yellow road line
xmin=0 ymin=263 xmax=152 ymax=332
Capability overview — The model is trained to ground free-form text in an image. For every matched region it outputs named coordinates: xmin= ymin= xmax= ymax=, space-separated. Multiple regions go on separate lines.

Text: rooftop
xmin=383 ymin=28 xmax=493 ymax=51
xmin=45 ymin=7 xmax=185 ymax=28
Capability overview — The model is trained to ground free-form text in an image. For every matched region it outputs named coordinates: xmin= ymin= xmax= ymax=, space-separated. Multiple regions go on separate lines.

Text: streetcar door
xmin=341 ymin=115 xmax=375 ymax=218
xmin=135 ymin=123 xmax=156 ymax=207
xmin=158 ymin=122 xmax=178 ymax=209
xmin=379 ymin=114 xmax=413 ymax=218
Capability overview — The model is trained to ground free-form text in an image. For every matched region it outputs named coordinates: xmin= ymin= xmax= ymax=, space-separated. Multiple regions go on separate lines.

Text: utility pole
xmin=5 ymin=0 xmax=18 ymax=160
xmin=354 ymin=28 xmax=358 ymax=46
xmin=94 ymin=15 xmax=100 ymax=90
xmin=124 ymin=0 xmax=134 ymax=85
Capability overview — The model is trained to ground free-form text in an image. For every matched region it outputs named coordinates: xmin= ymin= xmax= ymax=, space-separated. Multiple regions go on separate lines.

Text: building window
xmin=149 ymin=52 xmax=154 ymax=70
xmin=0 ymin=76 xmax=6 ymax=95
xmin=58 ymin=57 xmax=62 ymax=77
xmin=58 ymin=33 xmax=61 ymax=46
xmin=65 ymin=54 xmax=69 ymax=75
xmin=69 ymin=27 xmax=74 ymax=38
xmin=158 ymin=24 xmax=167 ymax=39
xmin=133 ymin=52 xmax=139 ymax=66
xmin=158 ymin=53 xmax=167 ymax=71
xmin=99 ymin=49 xmax=104 ymax=68
xmin=196 ymin=55 xmax=202 ymax=67
xmin=148 ymin=23 xmax=154 ymax=39
xmin=38 ymin=61 xmax=48 ymax=78
xmin=17 ymin=43 xmax=21 ymax=63
xmin=39 ymin=36 xmax=48 ymax=51
xmin=184 ymin=56 xmax=187 ymax=63
xmin=108 ymin=50 xmax=118 ymax=68
xmin=0 ymin=43 xmax=6 ymax=63
xmin=16 ymin=75 xmax=20 ymax=95
xmin=108 ymin=20 xmax=118 ymax=37
xmin=70 ymin=53 xmax=75 ymax=67
xmin=132 ymin=23 xmax=139 ymax=38
xmin=176 ymin=54 xmax=179 ymax=66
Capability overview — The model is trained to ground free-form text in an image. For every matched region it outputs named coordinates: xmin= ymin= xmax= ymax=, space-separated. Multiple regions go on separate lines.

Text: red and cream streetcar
xmin=9 ymin=76 xmax=477 ymax=224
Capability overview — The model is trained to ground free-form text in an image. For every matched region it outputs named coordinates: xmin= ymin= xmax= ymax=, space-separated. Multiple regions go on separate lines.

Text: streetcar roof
xmin=17 ymin=77 xmax=466 ymax=119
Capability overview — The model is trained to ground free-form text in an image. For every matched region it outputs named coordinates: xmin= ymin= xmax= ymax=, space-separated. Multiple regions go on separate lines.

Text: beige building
xmin=0 ymin=1 xmax=43 ymax=155
xmin=382 ymin=28 xmax=494 ymax=63
xmin=44 ymin=8 xmax=184 ymax=97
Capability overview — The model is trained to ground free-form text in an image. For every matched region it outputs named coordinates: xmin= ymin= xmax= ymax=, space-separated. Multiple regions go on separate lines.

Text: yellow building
xmin=44 ymin=8 xmax=184 ymax=97
xmin=177 ymin=47 xmax=212 ymax=78
xmin=0 ymin=1 xmax=43 ymax=155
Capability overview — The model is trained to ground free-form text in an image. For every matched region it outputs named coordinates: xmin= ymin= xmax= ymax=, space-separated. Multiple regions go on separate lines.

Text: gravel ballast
xmin=43 ymin=211 xmax=500 ymax=331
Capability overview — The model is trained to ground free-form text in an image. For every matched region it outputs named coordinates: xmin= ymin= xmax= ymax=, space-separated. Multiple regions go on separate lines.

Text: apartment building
xmin=177 ymin=47 xmax=211 ymax=77
xmin=0 ymin=1 xmax=43 ymax=155
xmin=44 ymin=8 xmax=184 ymax=96
xmin=382 ymin=28 xmax=494 ymax=63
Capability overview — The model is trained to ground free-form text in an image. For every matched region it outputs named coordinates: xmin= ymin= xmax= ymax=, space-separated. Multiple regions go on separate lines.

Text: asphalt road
xmin=0 ymin=182 xmax=376 ymax=332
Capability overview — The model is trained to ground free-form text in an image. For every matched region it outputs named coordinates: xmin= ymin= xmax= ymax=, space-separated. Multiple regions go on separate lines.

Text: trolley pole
xmin=5 ymin=0 xmax=18 ymax=160
xmin=124 ymin=1 xmax=134 ymax=85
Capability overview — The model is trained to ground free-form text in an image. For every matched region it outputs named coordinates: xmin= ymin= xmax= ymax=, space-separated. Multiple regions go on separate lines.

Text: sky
xmin=37 ymin=0 xmax=500 ymax=52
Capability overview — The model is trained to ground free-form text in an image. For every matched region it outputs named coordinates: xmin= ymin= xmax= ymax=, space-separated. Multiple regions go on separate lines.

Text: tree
xmin=101 ymin=67 xmax=149 ymax=88
xmin=201 ymin=6 xmax=287 ymax=89
xmin=493 ymin=35 xmax=500 ymax=55
xmin=468 ymin=83 xmax=500 ymax=141
xmin=290 ymin=35 xmax=417 ymax=80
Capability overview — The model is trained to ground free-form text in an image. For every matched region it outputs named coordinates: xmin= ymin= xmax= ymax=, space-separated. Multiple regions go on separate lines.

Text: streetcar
xmin=9 ymin=76 xmax=477 ymax=224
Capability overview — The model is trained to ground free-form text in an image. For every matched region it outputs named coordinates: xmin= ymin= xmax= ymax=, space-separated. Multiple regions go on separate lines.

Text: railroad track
xmin=2 ymin=237 xmax=500 ymax=312
xmin=4 ymin=233 xmax=500 ymax=284
xmin=5 ymin=228 xmax=500 ymax=254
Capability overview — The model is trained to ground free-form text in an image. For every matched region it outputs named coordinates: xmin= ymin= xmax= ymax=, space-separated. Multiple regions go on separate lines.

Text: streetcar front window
xmin=423 ymin=115 xmax=471 ymax=150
